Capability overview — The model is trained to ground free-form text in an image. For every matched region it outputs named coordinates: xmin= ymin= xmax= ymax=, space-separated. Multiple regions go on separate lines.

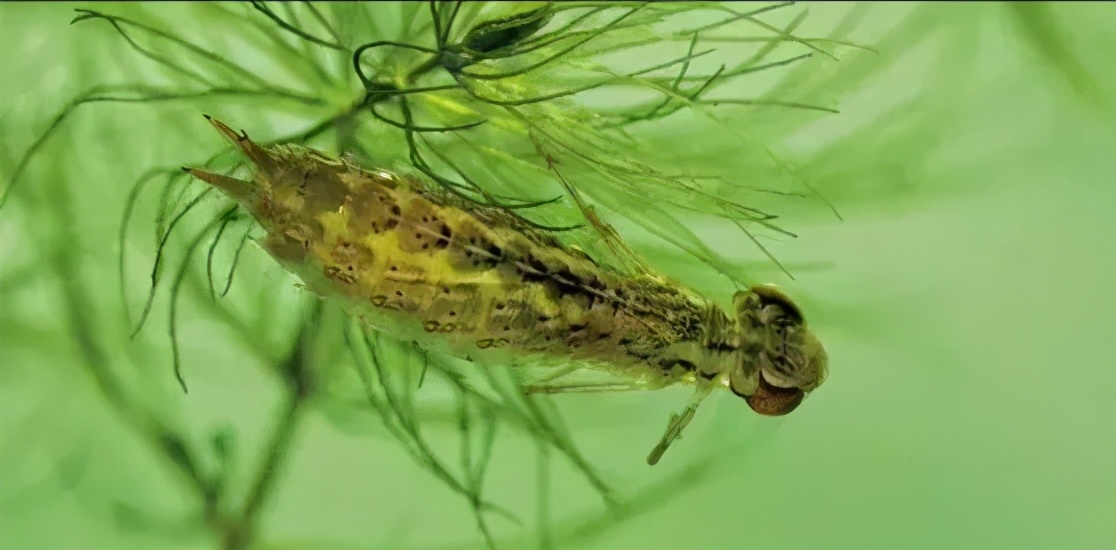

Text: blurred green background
xmin=1 ymin=2 xmax=1114 ymax=550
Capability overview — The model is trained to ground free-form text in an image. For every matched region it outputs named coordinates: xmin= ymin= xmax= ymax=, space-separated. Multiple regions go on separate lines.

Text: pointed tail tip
xmin=184 ymin=167 xmax=255 ymax=202
xmin=199 ymin=115 xmax=272 ymax=172
xmin=204 ymin=116 xmax=244 ymax=143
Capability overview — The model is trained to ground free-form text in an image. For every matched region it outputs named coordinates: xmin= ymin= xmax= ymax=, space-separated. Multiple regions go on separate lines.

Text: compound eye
xmin=750 ymin=284 xmax=804 ymax=322
xmin=745 ymin=374 xmax=805 ymax=416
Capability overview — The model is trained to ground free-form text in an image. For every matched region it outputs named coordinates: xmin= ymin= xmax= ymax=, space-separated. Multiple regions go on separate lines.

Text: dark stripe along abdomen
xmin=261 ymin=150 xmax=711 ymax=372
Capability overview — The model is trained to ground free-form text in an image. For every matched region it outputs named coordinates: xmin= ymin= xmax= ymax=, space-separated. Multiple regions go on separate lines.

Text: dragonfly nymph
xmin=185 ymin=116 xmax=828 ymax=465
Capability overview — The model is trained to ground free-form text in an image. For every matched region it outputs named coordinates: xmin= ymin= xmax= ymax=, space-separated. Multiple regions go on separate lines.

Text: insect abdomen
xmin=280 ymin=170 xmax=708 ymax=368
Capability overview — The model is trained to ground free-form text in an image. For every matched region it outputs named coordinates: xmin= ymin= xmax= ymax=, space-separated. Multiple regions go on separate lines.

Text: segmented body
xmin=257 ymin=144 xmax=732 ymax=387
xmin=187 ymin=118 xmax=829 ymax=438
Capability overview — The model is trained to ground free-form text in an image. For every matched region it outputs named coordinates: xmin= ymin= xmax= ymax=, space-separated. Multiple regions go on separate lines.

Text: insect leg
xmin=523 ymin=381 xmax=647 ymax=395
xmin=529 ymin=363 xmax=582 ymax=385
xmin=646 ymin=382 xmax=716 ymax=466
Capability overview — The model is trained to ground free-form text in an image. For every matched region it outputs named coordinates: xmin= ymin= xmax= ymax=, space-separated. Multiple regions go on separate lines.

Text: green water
xmin=1 ymin=3 xmax=1114 ymax=550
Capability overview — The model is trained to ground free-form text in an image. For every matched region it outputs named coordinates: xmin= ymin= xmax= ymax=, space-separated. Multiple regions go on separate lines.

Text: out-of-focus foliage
xmin=1 ymin=2 xmax=1114 ymax=550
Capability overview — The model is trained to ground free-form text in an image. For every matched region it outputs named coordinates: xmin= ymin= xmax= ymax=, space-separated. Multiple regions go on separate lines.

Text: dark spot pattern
xmin=346 ymin=185 xmax=400 ymax=235
xmin=435 ymin=224 xmax=452 ymax=249
xmin=395 ymin=198 xmax=446 ymax=254
xmin=238 ymin=138 xmax=720 ymax=379
xmin=445 ymin=223 xmax=507 ymax=271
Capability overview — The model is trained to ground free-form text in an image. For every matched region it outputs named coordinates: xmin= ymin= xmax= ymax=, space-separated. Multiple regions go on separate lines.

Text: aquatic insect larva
xmin=184 ymin=116 xmax=828 ymax=465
